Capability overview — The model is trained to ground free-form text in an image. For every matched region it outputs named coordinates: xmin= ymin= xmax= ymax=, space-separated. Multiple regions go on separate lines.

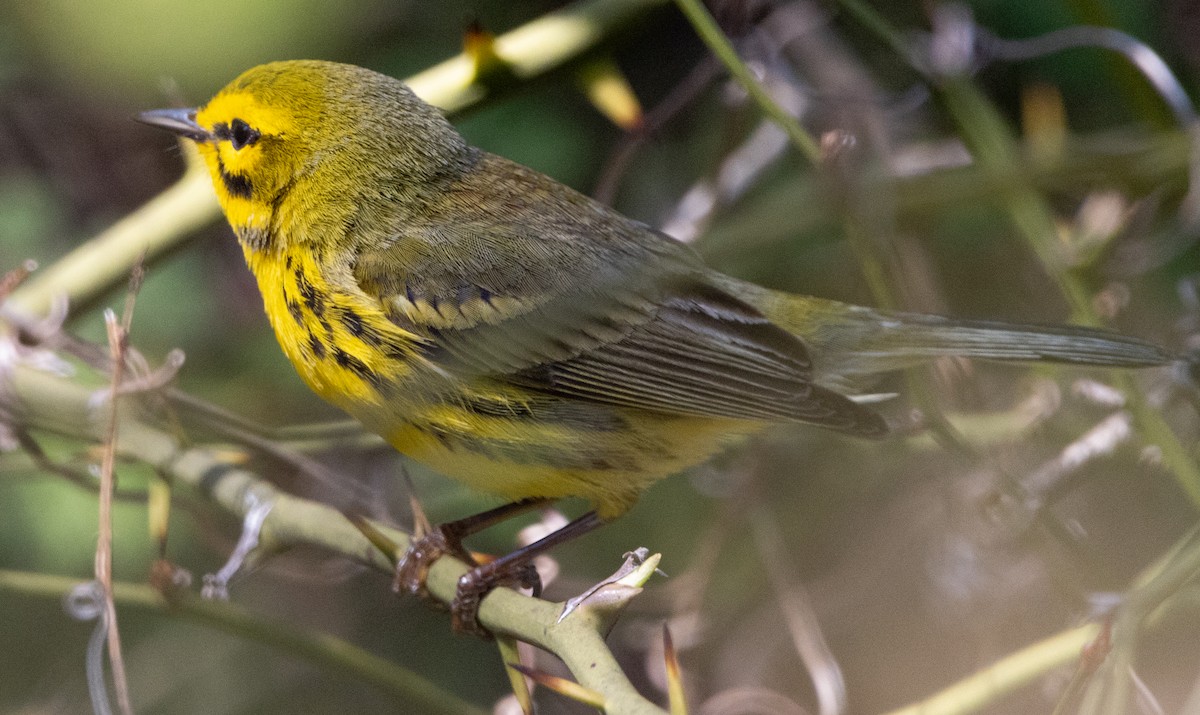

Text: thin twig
xmin=592 ymin=55 xmax=723 ymax=205
xmin=750 ymin=504 xmax=846 ymax=715
xmin=0 ymin=569 xmax=488 ymax=715
xmin=95 ymin=262 xmax=146 ymax=715
xmin=672 ymin=0 xmax=821 ymax=163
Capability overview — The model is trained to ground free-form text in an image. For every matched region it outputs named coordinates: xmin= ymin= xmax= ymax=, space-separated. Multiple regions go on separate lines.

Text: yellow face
xmin=190 ymin=90 xmax=303 ymax=237
xmin=140 ymin=60 xmax=474 ymax=253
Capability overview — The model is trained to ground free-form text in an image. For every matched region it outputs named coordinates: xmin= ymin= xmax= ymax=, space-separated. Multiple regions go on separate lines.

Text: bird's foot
xmin=450 ymin=557 xmax=542 ymax=637
xmin=394 ymin=527 xmax=542 ymax=637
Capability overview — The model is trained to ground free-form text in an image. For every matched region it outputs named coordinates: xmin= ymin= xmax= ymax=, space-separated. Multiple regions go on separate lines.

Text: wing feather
xmin=351 ymin=152 xmax=886 ymax=437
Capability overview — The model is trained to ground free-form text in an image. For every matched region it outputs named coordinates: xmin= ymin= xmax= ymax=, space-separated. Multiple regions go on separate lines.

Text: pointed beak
xmin=136 ymin=107 xmax=210 ymax=142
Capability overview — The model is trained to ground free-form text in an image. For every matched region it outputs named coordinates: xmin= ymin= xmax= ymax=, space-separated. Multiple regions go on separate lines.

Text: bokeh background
xmin=2 ymin=0 xmax=1199 ymax=713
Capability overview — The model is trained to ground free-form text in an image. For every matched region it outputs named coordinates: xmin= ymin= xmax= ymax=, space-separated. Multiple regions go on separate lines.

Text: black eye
xmin=228 ymin=118 xmax=260 ymax=150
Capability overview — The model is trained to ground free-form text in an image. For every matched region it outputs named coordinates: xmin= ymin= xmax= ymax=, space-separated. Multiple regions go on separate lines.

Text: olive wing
xmin=353 ymin=223 xmax=885 ymax=436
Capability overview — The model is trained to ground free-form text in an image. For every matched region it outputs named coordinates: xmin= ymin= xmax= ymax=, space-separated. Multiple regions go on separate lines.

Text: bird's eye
xmin=228 ymin=118 xmax=260 ymax=150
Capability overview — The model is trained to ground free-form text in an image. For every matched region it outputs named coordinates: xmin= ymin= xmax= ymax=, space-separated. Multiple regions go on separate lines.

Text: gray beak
xmin=136 ymin=107 xmax=210 ymax=142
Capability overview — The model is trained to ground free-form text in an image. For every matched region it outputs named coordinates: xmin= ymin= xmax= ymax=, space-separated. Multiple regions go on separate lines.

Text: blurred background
xmin=2 ymin=0 xmax=1199 ymax=713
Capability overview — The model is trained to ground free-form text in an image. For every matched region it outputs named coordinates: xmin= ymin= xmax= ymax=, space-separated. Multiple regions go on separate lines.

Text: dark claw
xmin=395 ymin=527 xmax=542 ymax=637
xmin=391 ymin=505 xmax=598 ymax=638
xmin=450 ymin=569 xmax=487 ymax=636
xmin=450 ymin=558 xmax=543 ymax=637
xmin=394 ymin=528 xmax=471 ymax=604
xmin=518 ymin=560 xmax=542 ymax=597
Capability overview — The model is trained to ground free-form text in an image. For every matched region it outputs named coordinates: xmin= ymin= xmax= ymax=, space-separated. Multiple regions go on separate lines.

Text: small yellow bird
xmin=140 ymin=60 xmax=1171 ymax=633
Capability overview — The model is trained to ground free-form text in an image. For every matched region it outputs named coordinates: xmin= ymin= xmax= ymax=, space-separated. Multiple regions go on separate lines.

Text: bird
xmin=138 ymin=59 xmax=1173 ymax=634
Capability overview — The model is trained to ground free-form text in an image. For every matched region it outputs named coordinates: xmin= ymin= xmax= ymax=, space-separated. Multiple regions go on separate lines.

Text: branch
xmin=0 ymin=361 xmax=667 ymax=715
xmin=882 ymin=623 xmax=1101 ymax=715
xmin=671 ymin=0 xmax=821 ymax=163
xmin=0 ymin=569 xmax=488 ymax=715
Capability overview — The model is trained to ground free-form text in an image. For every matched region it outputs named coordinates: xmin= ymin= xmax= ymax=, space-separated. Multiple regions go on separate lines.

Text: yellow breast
xmin=242 ymin=245 xmax=423 ymax=416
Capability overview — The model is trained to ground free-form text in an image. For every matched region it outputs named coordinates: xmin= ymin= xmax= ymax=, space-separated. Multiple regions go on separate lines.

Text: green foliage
xmin=1 ymin=0 xmax=1198 ymax=713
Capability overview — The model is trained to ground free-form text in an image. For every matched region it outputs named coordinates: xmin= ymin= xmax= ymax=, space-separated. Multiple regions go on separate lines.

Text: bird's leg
xmin=394 ymin=497 xmax=551 ymax=604
xmin=452 ymin=510 xmax=604 ymax=636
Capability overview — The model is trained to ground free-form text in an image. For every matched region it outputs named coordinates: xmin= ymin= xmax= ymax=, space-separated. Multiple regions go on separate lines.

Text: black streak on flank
xmin=334 ymin=348 xmax=384 ymax=390
xmin=287 ymin=299 xmax=304 ymax=325
xmin=343 ymin=309 xmax=365 ymax=336
xmin=341 ymin=308 xmax=382 ymax=345
xmin=215 ymin=155 xmax=253 ymax=199
xmin=308 ymin=332 xmax=327 ymax=360
xmin=295 ymin=270 xmax=325 ymax=317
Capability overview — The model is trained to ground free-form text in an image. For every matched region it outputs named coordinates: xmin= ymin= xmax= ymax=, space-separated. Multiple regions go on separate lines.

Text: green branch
xmin=671 ymin=0 xmax=822 ymax=163
xmin=883 ymin=623 xmax=1101 ymax=715
xmin=1 ymin=361 xmax=667 ymax=715
xmin=0 ymin=569 xmax=486 ymax=715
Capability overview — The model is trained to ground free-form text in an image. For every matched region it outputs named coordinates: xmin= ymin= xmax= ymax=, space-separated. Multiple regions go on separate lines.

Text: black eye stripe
xmin=213 ymin=118 xmax=261 ymax=150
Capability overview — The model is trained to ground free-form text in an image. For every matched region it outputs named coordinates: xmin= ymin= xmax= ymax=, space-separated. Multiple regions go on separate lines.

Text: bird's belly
xmin=383 ymin=402 xmax=762 ymax=520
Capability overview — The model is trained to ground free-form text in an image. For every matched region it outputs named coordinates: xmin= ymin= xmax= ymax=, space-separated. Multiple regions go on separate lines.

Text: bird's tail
xmin=720 ymin=277 xmax=1174 ymax=385
xmin=836 ymin=310 xmax=1174 ymax=367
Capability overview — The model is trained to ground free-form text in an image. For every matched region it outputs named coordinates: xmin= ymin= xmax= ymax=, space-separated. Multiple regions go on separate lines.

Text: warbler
xmin=139 ymin=60 xmax=1171 ymax=633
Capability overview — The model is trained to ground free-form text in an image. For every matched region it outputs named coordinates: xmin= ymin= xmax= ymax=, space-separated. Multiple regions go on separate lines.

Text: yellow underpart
xmin=417 ymin=400 xmax=577 ymax=444
xmin=218 ymin=194 xmax=271 ymax=237
xmin=389 ymin=421 xmax=617 ymax=507
xmin=388 ymin=408 xmax=763 ymax=520
xmin=244 ymin=244 xmax=422 ymax=410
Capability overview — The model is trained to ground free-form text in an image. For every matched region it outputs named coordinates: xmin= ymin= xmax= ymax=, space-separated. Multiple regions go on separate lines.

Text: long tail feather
xmin=864 ymin=312 xmax=1173 ymax=367
xmin=719 ymin=278 xmax=1175 ymax=385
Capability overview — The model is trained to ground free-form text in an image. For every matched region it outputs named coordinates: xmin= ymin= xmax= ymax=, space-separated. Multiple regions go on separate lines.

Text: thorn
xmin=507 ymin=663 xmax=606 ymax=709
xmin=0 ymin=259 xmax=38 ymax=300
xmin=463 ymin=20 xmax=494 ymax=62
xmin=149 ymin=558 xmax=193 ymax=597
xmin=663 ymin=624 xmax=688 ymax=715
xmin=464 ymin=20 xmax=518 ymax=87
xmin=558 ymin=548 xmax=661 ymax=624
xmin=1021 ymin=82 xmax=1066 ymax=162
xmin=496 ymin=637 xmax=533 ymax=715
xmin=400 ymin=464 xmax=432 ymax=539
xmin=148 ymin=478 xmax=172 ymax=558
xmin=1080 ymin=615 xmax=1114 ymax=673
xmin=346 ymin=512 xmax=403 ymax=563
